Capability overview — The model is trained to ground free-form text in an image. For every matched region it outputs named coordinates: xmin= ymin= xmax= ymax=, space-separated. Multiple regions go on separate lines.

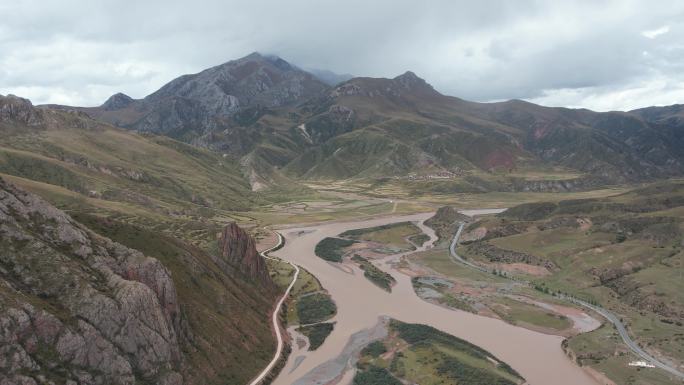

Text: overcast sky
xmin=2 ymin=0 xmax=683 ymax=111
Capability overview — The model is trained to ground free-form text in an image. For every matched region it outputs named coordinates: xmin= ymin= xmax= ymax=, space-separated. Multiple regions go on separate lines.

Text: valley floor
xmin=268 ymin=212 xmax=599 ymax=385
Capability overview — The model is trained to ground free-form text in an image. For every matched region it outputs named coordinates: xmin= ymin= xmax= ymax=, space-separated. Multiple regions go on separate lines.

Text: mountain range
xmin=2 ymin=51 xmax=684 ymax=385
xmin=42 ymin=52 xmax=684 ymax=192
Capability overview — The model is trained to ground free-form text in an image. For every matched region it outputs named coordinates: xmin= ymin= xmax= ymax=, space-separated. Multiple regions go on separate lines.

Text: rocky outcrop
xmin=216 ymin=222 xmax=274 ymax=287
xmin=0 ymin=177 xmax=183 ymax=385
xmin=331 ymin=71 xmax=439 ymax=100
xmin=425 ymin=206 xmax=471 ymax=243
xmin=0 ymin=94 xmax=44 ymax=126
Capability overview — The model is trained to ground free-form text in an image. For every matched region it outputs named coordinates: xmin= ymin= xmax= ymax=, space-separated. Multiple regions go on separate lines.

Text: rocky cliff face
xmin=0 ymin=177 xmax=183 ymax=385
xmin=0 ymin=94 xmax=44 ymax=126
xmin=216 ymin=222 xmax=273 ymax=287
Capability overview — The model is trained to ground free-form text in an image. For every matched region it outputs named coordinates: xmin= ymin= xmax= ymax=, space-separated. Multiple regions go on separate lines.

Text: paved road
xmin=449 ymin=223 xmax=488 ymax=273
xmin=248 ymin=232 xmax=301 ymax=385
xmin=565 ymin=296 xmax=684 ymax=379
xmin=449 ymin=223 xmax=684 ymax=380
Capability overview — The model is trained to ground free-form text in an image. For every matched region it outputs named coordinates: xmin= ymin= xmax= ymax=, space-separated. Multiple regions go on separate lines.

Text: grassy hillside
xmin=340 ymin=221 xmax=423 ymax=251
xmin=278 ymin=74 xmax=684 ymax=190
xmin=0 ymin=111 xmax=282 ymax=247
xmin=284 ymin=117 xmax=532 ymax=183
xmin=0 ymin=98 xmax=290 ymax=384
xmin=456 ymin=180 xmax=684 ymax=384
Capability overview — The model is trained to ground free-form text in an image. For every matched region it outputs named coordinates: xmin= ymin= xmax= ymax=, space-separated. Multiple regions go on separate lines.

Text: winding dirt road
xmin=270 ymin=212 xmax=600 ymax=385
xmin=248 ymin=233 xmax=297 ymax=385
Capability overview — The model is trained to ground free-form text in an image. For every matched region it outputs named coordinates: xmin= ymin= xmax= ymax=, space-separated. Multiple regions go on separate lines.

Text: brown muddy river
xmin=272 ymin=212 xmax=599 ymax=385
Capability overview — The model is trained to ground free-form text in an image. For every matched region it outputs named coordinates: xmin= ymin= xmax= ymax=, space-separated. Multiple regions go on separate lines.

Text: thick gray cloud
xmin=1 ymin=0 xmax=683 ymax=111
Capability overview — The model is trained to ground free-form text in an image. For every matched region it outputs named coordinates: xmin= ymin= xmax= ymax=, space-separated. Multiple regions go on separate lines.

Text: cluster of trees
xmin=353 ymin=365 xmax=401 ymax=385
xmin=352 ymin=255 xmax=396 ymax=291
xmin=296 ymin=293 xmax=337 ymax=324
xmin=314 ymin=237 xmax=356 ymax=262
xmin=296 ymin=322 xmax=334 ymax=350
xmin=437 ymin=357 xmax=518 ymax=385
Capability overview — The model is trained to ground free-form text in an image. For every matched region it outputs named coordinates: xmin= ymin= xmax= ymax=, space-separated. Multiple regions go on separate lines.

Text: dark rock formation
xmin=216 ymin=222 xmax=273 ymax=287
xmin=0 ymin=177 xmax=183 ymax=385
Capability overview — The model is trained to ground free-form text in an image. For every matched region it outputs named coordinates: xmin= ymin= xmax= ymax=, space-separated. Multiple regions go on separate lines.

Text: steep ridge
xmin=461 ymin=99 xmax=684 ymax=181
xmin=77 ymin=52 xmax=329 ymax=153
xmin=284 ymin=73 xmax=534 ymax=180
xmin=0 ymin=94 xmax=45 ymax=126
xmin=285 ymin=72 xmax=684 ymax=184
xmin=0 ymin=177 xmax=279 ymax=385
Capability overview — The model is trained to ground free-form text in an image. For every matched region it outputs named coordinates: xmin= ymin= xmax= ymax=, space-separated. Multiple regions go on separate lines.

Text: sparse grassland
xmin=490 ymin=297 xmax=571 ymax=331
xmin=413 ymin=247 xmax=506 ymax=284
xmin=408 ymin=247 xmax=588 ymax=335
xmin=446 ymin=181 xmax=684 ymax=384
xmin=567 ymin=324 xmax=681 ymax=385
xmin=354 ymin=320 xmax=525 ymax=385
xmin=249 ymin=199 xmax=432 ymax=227
xmin=408 ymin=233 xmax=430 ymax=247
xmin=267 ymin=257 xmax=299 ymax=291
xmin=304 ymin=179 xmax=631 ymax=212
xmin=340 ymin=221 xmax=423 ymax=251
xmin=351 ymin=255 xmax=396 ymax=291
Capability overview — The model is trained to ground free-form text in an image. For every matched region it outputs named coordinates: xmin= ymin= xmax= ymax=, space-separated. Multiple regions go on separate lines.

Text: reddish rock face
xmin=217 ymin=223 xmax=274 ymax=287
